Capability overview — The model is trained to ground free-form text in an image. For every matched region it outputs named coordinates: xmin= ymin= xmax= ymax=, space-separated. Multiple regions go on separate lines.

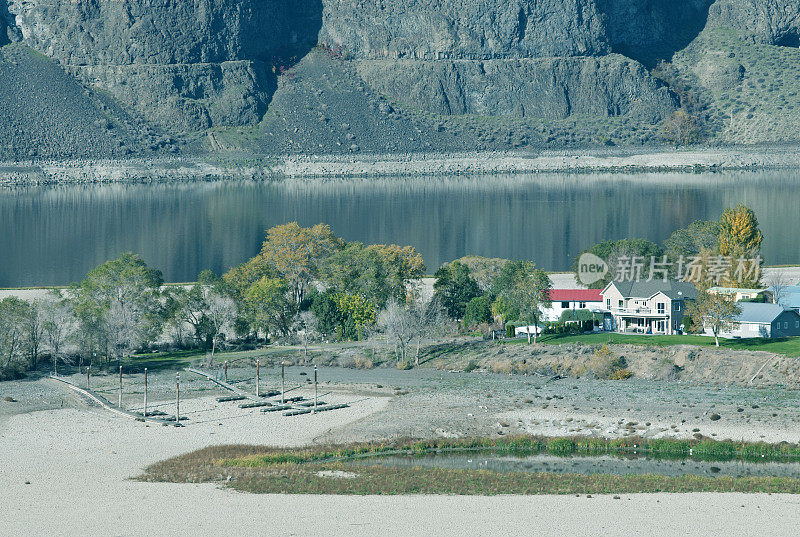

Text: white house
xmin=601 ymin=281 xmax=698 ymax=335
xmin=540 ymin=289 xmax=604 ymax=322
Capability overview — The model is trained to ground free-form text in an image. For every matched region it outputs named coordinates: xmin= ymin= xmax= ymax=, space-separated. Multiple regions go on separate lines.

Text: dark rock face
xmin=8 ymin=0 xmax=322 ymax=64
xmin=69 ymin=61 xmax=274 ymax=132
xmin=358 ymin=56 xmax=678 ymax=122
xmin=597 ymin=0 xmax=714 ymax=67
xmin=319 ymin=0 xmax=608 ymax=60
xmin=2 ymin=0 xmax=800 ymax=155
xmin=7 ymin=0 xmax=322 ymax=130
xmin=709 ymin=0 xmax=800 ymax=46
xmin=321 ymin=0 xmax=681 ymax=121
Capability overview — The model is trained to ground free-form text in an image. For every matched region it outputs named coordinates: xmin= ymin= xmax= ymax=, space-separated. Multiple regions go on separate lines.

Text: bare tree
xmin=378 ymin=298 xmax=451 ymax=366
xmin=40 ymin=293 xmax=75 ymax=373
xmin=294 ymin=310 xmax=320 ymax=363
xmin=205 ymin=293 xmax=237 ymax=361
xmin=0 ymin=297 xmax=30 ymax=369
xmin=766 ymin=270 xmax=792 ymax=305
xmin=25 ymin=299 xmax=45 ymax=367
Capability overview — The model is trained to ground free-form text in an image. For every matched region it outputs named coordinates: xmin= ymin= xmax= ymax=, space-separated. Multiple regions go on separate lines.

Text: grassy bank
xmin=140 ymin=436 xmax=800 ymax=495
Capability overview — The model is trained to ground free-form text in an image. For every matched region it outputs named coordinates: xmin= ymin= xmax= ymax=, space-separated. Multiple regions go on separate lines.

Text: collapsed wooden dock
xmin=188 ymin=366 xmax=350 ymax=417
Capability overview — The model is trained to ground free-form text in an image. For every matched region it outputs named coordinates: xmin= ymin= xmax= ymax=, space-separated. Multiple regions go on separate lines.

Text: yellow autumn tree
xmin=718 ymin=204 xmax=763 ymax=288
xmin=259 ymin=222 xmax=343 ymax=305
xmin=225 ymin=223 xmax=343 ymax=306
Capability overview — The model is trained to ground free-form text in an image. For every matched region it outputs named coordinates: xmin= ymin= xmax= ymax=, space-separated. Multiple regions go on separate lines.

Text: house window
xmin=796 ymin=321 xmax=799 ymax=328
xmin=618 ymin=300 xmax=623 ymax=308
xmin=561 ymin=301 xmax=570 ymax=309
xmin=657 ymin=303 xmax=665 ymax=314
xmin=606 ymin=299 xmax=611 ymax=309
xmin=674 ymin=302 xmax=681 ymax=311
xmin=785 ymin=322 xmax=789 ymax=329
xmin=579 ymin=302 xmax=586 ymax=309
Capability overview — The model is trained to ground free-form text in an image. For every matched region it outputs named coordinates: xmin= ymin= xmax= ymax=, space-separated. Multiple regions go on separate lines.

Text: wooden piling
xmin=281 ymin=361 xmax=285 ymax=404
xmin=224 ymin=361 xmax=228 ymax=383
xmin=313 ymin=365 xmax=318 ymax=414
xmin=143 ymin=368 xmax=148 ymax=418
xmin=86 ymin=366 xmax=90 ymax=390
xmin=176 ymin=372 xmax=180 ymax=424
xmin=256 ymin=360 xmax=260 ymax=397
xmin=118 ymin=365 xmax=123 ymax=409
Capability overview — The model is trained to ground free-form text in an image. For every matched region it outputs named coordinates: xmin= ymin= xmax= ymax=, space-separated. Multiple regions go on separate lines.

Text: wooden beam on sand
xmin=47 ymin=374 xmax=178 ymax=425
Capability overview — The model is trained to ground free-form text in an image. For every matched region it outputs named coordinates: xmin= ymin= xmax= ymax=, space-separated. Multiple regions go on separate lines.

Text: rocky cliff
xmin=1 ymin=0 xmax=800 ymax=158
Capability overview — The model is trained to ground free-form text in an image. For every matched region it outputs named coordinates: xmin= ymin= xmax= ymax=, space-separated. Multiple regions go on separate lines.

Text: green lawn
xmin=504 ymin=333 xmax=800 ymax=357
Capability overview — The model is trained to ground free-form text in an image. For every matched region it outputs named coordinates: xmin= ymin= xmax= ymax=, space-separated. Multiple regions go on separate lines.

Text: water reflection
xmin=1 ymin=171 xmax=799 ymax=286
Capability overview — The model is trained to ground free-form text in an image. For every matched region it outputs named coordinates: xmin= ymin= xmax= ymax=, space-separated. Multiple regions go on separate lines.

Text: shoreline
xmin=4 ymin=372 xmax=800 ymax=535
xmin=3 ymin=145 xmax=800 ymax=184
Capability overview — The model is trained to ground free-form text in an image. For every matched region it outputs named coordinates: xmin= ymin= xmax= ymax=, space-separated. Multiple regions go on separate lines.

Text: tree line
xmin=0 ymin=223 xmax=556 ymax=377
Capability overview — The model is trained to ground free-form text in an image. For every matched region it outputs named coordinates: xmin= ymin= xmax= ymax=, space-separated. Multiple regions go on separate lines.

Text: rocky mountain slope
xmin=1 ymin=0 xmax=800 ymax=159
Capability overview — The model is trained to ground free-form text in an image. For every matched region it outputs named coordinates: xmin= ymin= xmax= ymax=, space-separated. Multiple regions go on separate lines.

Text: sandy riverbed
xmin=5 ymin=145 xmax=800 ymax=185
xmin=3 ymin=367 xmax=800 ymax=535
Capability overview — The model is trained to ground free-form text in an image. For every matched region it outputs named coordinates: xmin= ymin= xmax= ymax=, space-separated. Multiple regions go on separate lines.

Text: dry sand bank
xmin=3 ymin=145 xmax=800 ymax=184
xmin=3 ymin=369 xmax=800 ymax=536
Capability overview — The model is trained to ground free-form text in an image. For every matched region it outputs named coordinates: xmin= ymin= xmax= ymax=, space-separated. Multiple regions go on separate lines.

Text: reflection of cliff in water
xmin=1 ymin=170 xmax=798 ymax=286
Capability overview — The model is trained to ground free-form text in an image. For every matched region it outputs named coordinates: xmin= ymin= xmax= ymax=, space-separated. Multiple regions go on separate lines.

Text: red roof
xmin=548 ymin=289 xmax=603 ymax=302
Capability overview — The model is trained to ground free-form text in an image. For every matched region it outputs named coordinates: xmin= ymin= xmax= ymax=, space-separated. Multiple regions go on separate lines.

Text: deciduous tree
xmin=688 ymin=291 xmax=741 ymax=346
xmin=433 ymin=261 xmax=482 ymax=320
xmin=496 ymin=263 xmax=552 ymax=344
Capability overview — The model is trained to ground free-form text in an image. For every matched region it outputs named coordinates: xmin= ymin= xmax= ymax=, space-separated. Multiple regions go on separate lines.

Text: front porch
xmin=615 ymin=315 xmax=671 ymax=335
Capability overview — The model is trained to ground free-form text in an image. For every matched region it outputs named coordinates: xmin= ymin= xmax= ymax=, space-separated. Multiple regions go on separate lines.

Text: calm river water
xmin=1 ymin=171 xmax=799 ymax=286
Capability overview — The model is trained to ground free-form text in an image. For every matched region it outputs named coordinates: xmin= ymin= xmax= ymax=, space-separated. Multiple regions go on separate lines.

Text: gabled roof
xmin=548 ymin=289 xmax=603 ymax=302
xmin=735 ymin=302 xmax=797 ymax=324
xmin=603 ymin=280 xmax=698 ymax=300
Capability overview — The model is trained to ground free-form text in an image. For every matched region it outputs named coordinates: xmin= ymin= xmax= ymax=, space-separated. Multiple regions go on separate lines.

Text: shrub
xmin=354 ymin=355 xmax=374 ymax=369
xmin=609 ymin=368 xmax=633 ymax=380
xmin=396 ymin=360 xmax=412 ymax=370
xmin=464 ymin=360 xmax=479 ymax=373
xmin=491 ymin=360 xmax=513 ymax=375
xmin=589 ymin=346 xmax=632 ymax=380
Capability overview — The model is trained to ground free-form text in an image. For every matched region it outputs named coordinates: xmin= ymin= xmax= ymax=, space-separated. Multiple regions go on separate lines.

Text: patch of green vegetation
xmin=141 ymin=436 xmax=800 ymax=495
xmin=222 ymin=435 xmax=800 ymax=466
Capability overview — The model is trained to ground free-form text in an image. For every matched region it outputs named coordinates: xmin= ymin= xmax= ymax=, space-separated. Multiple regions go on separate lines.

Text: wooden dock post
xmin=256 ymin=360 xmax=260 ymax=397
xmin=281 ymin=361 xmax=285 ymax=404
xmin=143 ymin=368 xmax=148 ymax=418
xmin=86 ymin=366 xmax=90 ymax=390
xmin=313 ymin=365 xmax=318 ymax=414
xmin=176 ymin=372 xmax=180 ymax=424
xmin=118 ymin=365 xmax=123 ymax=408
xmin=224 ymin=361 xmax=228 ymax=383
